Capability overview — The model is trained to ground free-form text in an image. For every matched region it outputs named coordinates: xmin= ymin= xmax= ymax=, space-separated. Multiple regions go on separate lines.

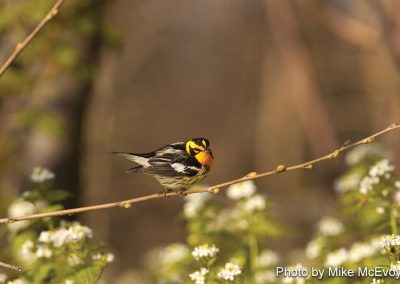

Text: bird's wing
xmin=144 ymin=150 xmax=201 ymax=177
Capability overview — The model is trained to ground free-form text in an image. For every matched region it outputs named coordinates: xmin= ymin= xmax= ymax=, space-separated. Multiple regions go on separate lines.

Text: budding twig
xmin=0 ymin=0 xmax=66 ymax=77
xmin=0 ymin=123 xmax=398 ymax=226
xmin=0 ymin=261 xmax=22 ymax=272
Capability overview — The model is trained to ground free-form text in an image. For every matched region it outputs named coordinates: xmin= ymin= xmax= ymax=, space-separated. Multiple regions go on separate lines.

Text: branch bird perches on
xmin=0 ymin=123 xmax=398 ymax=226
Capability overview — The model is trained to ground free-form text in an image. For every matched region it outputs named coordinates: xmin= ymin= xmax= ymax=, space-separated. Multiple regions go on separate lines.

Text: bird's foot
xmin=178 ymin=189 xmax=187 ymax=197
xmin=159 ymin=189 xmax=172 ymax=199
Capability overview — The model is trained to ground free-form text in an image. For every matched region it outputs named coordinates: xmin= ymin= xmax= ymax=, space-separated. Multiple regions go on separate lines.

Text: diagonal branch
xmin=0 ymin=260 xmax=22 ymax=272
xmin=0 ymin=0 xmax=66 ymax=78
xmin=0 ymin=123 xmax=399 ymax=225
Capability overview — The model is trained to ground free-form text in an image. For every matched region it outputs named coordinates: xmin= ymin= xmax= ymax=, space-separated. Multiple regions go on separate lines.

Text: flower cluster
xmin=189 ymin=268 xmax=209 ymax=284
xmin=302 ymin=146 xmax=400 ymax=283
xmin=243 ymin=194 xmax=266 ymax=212
xmin=217 ymin=262 xmax=242 ymax=281
xmin=226 ymin=181 xmax=256 ymax=199
xmin=30 ymin=167 xmax=55 ymax=183
xmin=381 ymin=234 xmax=400 ymax=256
xmin=92 ymin=252 xmax=115 ymax=263
xmin=150 ymin=180 xmax=278 ymax=283
xmin=359 ymin=159 xmax=394 ymax=194
xmin=159 ymin=243 xmax=189 ymax=265
xmin=325 ymin=248 xmax=348 ymax=267
xmin=3 ymin=167 xmax=113 ymax=283
xmin=38 ymin=221 xmax=93 ymax=248
xmin=192 ymin=244 xmax=219 ymax=261
xmin=317 ymin=217 xmax=344 ymax=237
xmin=345 ymin=144 xmax=387 ymax=166
xmin=184 ymin=193 xmax=209 ymax=218
xmin=7 ymin=199 xmax=37 ymax=233
xmin=323 ymin=237 xmax=382 ymax=267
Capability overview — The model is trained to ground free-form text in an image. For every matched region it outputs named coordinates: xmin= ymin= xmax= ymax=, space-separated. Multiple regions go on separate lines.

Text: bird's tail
xmin=109 ymin=151 xmax=151 ymax=169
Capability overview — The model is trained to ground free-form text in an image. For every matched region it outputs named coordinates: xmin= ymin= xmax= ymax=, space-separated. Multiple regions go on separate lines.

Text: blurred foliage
xmin=143 ymin=182 xmax=282 ymax=283
xmin=0 ymin=0 xmax=118 ymax=175
xmin=0 ymin=0 xmax=104 ymax=96
xmin=301 ymin=144 xmax=400 ymax=283
xmin=0 ymin=167 xmax=113 ymax=283
xmin=131 ymin=144 xmax=400 ymax=284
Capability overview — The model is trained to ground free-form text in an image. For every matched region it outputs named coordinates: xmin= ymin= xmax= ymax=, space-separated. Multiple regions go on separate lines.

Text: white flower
xmin=7 ymin=199 xmax=36 ymax=232
xmin=38 ymin=231 xmax=51 ymax=243
xmin=345 ymin=144 xmax=387 ymax=166
xmin=318 ymin=217 xmax=344 ymax=237
xmin=359 ymin=176 xmax=379 ymax=194
xmin=189 ymin=268 xmax=208 ymax=284
xmin=18 ymin=240 xmax=36 ymax=263
xmin=35 ymin=245 xmax=52 ymax=258
xmin=306 ymin=237 xmax=324 ymax=259
xmin=371 ymin=278 xmax=384 ymax=284
xmin=348 ymin=242 xmax=376 ymax=262
xmin=30 ymin=167 xmax=55 ymax=183
xmin=325 ymin=248 xmax=348 ymax=267
xmin=192 ymin=244 xmax=219 ymax=261
xmin=243 ymin=195 xmax=266 ymax=212
xmin=369 ymin=159 xmax=394 ymax=177
xmin=217 ymin=262 xmax=241 ymax=281
xmin=226 ymin=181 xmax=256 ymax=200
xmin=334 ymin=172 xmax=362 ymax=193
xmin=381 ymin=234 xmax=400 ymax=251
xmin=376 ymin=207 xmax=385 ymax=214
xmin=66 ymin=222 xmax=93 ymax=242
xmin=184 ymin=193 xmax=209 ymax=218
xmin=65 ymin=280 xmax=74 ymax=284
xmin=92 ymin=253 xmax=102 ymax=260
xmin=258 ymin=250 xmax=280 ymax=267
xmin=159 ymin=243 xmax=189 ymax=265
xmin=359 ymin=159 xmax=395 ymax=194
xmin=0 ymin=273 xmax=7 ymax=283
xmin=106 ymin=253 xmax=115 ymax=263
xmin=67 ymin=254 xmax=82 ymax=266
xmin=7 ymin=279 xmax=28 ymax=284
xmin=92 ymin=252 xmax=114 ymax=263
xmin=395 ymin=180 xmax=400 ymax=190
xmin=38 ymin=222 xmax=93 ymax=248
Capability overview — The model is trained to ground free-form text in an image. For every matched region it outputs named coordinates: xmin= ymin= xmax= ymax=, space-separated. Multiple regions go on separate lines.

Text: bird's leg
xmin=159 ymin=188 xmax=172 ymax=199
xmin=178 ymin=188 xmax=187 ymax=197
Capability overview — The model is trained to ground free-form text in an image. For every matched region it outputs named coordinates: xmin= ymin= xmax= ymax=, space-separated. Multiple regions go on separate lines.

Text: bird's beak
xmin=195 ymin=149 xmax=214 ymax=167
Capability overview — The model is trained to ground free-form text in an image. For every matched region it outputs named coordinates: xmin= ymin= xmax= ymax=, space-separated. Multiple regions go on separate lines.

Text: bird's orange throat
xmin=195 ymin=151 xmax=214 ymax=167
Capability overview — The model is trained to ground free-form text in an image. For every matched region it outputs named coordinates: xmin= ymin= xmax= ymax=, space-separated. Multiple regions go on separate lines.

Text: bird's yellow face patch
xmin=186 ymin=140 xmax=205 ymax=155
xmin=186 ymin=139 xmax=213 ymax=167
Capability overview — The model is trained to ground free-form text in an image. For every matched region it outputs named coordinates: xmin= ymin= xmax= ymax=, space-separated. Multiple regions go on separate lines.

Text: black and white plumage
xmin=111 ymin=138 xmax=213 ymax=191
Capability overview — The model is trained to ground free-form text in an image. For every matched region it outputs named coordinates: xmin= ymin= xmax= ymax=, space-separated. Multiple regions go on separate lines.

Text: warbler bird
xmin=111 ymin=138 xmax=213 ymax=193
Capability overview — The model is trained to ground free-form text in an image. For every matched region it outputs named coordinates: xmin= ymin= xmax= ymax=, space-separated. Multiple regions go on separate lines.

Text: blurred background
xmin=1 ymin=0 xmax=400 ymax=281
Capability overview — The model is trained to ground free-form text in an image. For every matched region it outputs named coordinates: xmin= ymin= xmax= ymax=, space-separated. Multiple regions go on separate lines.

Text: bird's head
xmin=185 ymin=138 xmax=214 ymax=167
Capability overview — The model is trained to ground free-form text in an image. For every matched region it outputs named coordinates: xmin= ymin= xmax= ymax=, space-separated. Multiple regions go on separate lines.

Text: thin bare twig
xmin=0 ymin=261 xmax=22 ymax=272
xmin=0 ymin=0 xmax=66 ymax=78
xmin=0 ymin=123 xmax=398 ymax=225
